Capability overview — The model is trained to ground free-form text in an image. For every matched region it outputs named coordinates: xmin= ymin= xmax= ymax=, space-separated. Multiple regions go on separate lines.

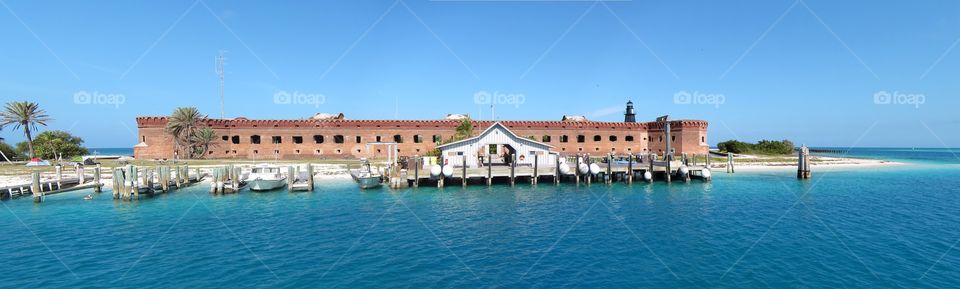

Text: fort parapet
xmin=134 ymin=116 xmax=708 ymax=160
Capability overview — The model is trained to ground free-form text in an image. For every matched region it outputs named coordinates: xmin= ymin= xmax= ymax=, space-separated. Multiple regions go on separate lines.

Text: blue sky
xmin=0 ymin=0 xmax=957 ymax=148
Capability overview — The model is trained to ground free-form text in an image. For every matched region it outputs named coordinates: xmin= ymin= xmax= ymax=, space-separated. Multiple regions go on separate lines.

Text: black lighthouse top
xmin=624 ymin=101 xmax=636 ymax=123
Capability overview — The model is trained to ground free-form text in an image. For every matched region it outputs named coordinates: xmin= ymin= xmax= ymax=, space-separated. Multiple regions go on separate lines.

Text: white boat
xmin=350 ymin=159 xmax=382 ymax=189
xmin=246 ymin=166 xmax=286 ymax=191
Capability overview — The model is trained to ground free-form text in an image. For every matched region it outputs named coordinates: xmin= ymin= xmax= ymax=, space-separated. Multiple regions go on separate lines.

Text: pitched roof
xmin=436 ymin=122 xmax=553 ymax=149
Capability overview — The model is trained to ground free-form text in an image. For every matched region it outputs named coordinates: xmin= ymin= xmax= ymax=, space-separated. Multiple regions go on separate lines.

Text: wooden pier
xmin=402 ymin=154 xmax=712 ymax=188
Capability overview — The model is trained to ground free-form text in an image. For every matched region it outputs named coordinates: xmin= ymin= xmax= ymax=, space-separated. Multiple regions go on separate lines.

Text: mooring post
xmin=665 ymin=152 xmax=672 ymax=183
xmin=462 ymin=155 xmax=467 ymax=187
xmin=606 ymin=153 xmax=612 ymax=184
xmin=727 ymin=153 xmax=735 ymax=174
xmin=575 ymin=154 xmax=581 ymax=186
xmin=533 ymin=154 xmax=539 ymax=185
xmin=555 ymin=154 xmax=561 ymax=185
xmin=307 ymin=164 xmax=315 ymax=190
xmin=510 ymin=153 xmax=516 ymax=186
xmin=413 ymin=156 xmax=420 ymax=188
xmin=627 ymin=153 xmax=634 ymax=184
xmin=586 ymin=154 xmax=592 ymax=185
xmin=797 ymin=145 xmax=811 ymax=179
xmin=486 ymin=155 xmax=492 ymax=186
xmin=94 ymin=164 xmax=102 ymax=193
xmin=649 ymin=153 xmax=655 ymax=181
xmin=30 ymin=172 xmax=42 ymax=203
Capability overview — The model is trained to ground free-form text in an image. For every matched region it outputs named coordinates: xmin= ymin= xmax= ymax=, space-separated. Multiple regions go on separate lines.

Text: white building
xmin=436 ymin=122 xmax=557 ymax=168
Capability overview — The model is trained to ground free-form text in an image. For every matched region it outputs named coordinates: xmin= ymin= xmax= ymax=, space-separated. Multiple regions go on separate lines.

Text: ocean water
xmin=87 ymin=148 xmax=134 ymax=157
xmin=1 ymin=149 xmax=959 ymax=288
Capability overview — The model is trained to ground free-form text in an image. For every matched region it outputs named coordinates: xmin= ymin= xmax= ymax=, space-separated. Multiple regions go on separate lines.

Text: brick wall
xmin=134 ymin=118 xmax=708 ymax=160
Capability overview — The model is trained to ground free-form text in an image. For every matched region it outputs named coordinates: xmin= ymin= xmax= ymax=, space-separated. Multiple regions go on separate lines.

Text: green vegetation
xmin=0 ymin=140 xmax=21 ymax=161
xmin=717 ymin=139 xmax=795 ymax=155
xmin=426 ymin=119 xmax=474 ymax=157
xmin=0 ymin=101 xmax=52 ymax=158
xmin=15 ymin=130 xmax=88 ymax=160
xmin=166 ymin=107 xmax=216 ymax=159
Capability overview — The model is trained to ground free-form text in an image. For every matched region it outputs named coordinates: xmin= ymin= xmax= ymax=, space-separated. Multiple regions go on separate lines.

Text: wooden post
xmin=307 ymin=164 xmax=314 ymax=190
xmin=627 ymin=153 xmax=633 ymax=184
xmin=575 ymin=154 xmax=581 ymax=186
xmin=510 ymin=153 xmax=516 ymax=186
xmin=533 ymin=154 xmax=539 ymax=185
xmin=606 ymin=153 xmax=612 ymax=184
xmin=31 ymin=172 xmax=42 ymax=203
xmin=555 ymin=154 xmax=560 ymax=185
xmin=94 ymin=164 xmax=102 ymax=193
xmin=727 ymin=153 xmax=735 ymax=174
xmin=797 ymin=145 xmax=811 ymax=179
xmin=287 ymin=166 xmax=295 ymax=189
xmin=486 ymin=155 xmax=492 ymax=186
xmin=438 ymin=155 xmax=445 ymax=188
xmin=649 ymin=153 xmax=655 ymax=181
xmin=585 ymin=154 xmax=592 ymax=185
xmin=413 ymin=156 xmax=420 ymax=188
xmin=462 ymin=155 xmax=467 ymax=187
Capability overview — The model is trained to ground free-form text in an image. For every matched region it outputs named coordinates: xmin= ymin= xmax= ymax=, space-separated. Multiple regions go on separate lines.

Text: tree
xmin=189 ymin=127 xmax=217 ymax=159
xmin=0 ymin=101 xmax=52 ymax=158
xmin=16 ymin=130 xmax=88 ymax=160
xmin=0 ymin=140 xmax=21 ymax=161
xmin=166 ymin=107 xmax=205 ymax=159
xmin=454 ymin=119 xmax=473 ymax=140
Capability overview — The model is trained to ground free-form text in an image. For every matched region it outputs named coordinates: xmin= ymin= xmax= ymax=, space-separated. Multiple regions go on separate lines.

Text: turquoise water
xmin=2 ymin=149 xmax=959 ymax=288
xmin=87 ymin=148 xmax=134 ymax=157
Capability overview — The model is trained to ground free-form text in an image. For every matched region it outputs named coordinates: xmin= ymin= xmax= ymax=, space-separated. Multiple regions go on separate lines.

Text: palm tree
xmin=0 ymin=101 xmax=52 ymax=159
xmin=189 ymin=127 xmax=217 ymax=159
xmin=166 ymin=107 xmax=204 ymax=159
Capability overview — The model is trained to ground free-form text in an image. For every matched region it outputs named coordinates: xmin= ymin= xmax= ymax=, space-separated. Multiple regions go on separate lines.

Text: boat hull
xmin=357 ymin=177 xmax=382 ymax=189
xmin=249 ymin=179 xmax=286 ymax=191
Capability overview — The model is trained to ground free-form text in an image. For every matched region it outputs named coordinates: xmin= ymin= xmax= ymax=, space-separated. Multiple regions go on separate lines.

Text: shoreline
xmin=0 ymin=155 xmax=908 ymax=188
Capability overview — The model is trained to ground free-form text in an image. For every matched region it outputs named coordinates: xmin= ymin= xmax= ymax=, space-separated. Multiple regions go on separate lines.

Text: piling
xmin=606 ymin=153 xmax=612 ymax=184
xmin=287 ymin=166 xmax=295 ymax=188
xmin=627 ymin=154 xmax=634 ymax=184
xmin=554 ymin=155 xmax=561 ymax=185
xmin=413 ymin=156 xmax=420 ymax=188
xmin=94 ymin=164 xmax=102 ymax=193
xmin=797 ymin=145 xmax=811 ymax=179
xmin=306 ymin=164 xmax=315 ymax=190
xmin=439 ymin=155 xmax=446 ymax=188
xmin=486 ymin=155 xmax=492 ymax=186
xmin=575 ymin=154 xmax=581 ymax=186
xmin=586 ymin=155 xmax=592 ymax=185
xmin=462 ymin=155 xmax=467 ymax=187
xmin=510 ymin=154 xmax=516 ymax=186
xmin=31 ymin=172 xmax=42 ymax=203
xmin=533 ymin=154 xmax=539 ymax=185
xmin=726 ymin=153 xmax=735 ymax=173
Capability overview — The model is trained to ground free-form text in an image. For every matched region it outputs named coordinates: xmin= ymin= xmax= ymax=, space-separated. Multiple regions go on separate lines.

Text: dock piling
xmin=797 ymin=145 xmax=811 ymax=179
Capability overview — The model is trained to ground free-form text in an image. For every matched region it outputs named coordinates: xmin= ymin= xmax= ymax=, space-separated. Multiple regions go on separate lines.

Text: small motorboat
xmin=245 ymin=165 xmax=286 ymax=191
xmin=350 ymin=159 xmax=383 ymax=189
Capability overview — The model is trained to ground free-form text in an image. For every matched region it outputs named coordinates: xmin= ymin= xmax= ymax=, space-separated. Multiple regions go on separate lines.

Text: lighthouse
xmin=624 ymin=101 xmax=636 ymax=123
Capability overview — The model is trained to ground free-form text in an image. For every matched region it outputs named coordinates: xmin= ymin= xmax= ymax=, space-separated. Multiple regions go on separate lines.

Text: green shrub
xmin=717 ymin=139 xmax=794 ymax=155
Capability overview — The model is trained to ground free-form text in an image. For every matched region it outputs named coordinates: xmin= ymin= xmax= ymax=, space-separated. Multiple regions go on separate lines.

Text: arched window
xmin=231 ymin=135 xmax=240 ymax=144
xmin=560 ymin=135 xmax=568 ymax=143
xmin=250 ymin=135 xmax=261 ymax=144
xmin=293 ymin=136 xmax=303 ymax=144
xmin=413 ymin=135 xmax=423 ymax=143
xmin=625 ymin=135 xmax=634 ymax=142
xmin=593 ymin=135 xmax=601 ymax=142
xmin=394 ymin=135 xmax=403 ymax=143
xmin=541 ymin=135 xmax=551 ymax=142
xmin=577 ymin=135 xmax=585 ymax=143
xmin=272 ymin=136 xmax=282 ymax=144
xmin=334 ymin=135 xmax=344 ymax=144
xmin=313 ymin=135 xmax=324 ymax=144
xmin=609 ymin=136 xmax=617 ymax=142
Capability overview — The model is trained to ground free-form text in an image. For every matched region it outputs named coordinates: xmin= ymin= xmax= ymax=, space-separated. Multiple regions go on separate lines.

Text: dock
xmin=403 ymin=153 xmax=712 ymax=188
